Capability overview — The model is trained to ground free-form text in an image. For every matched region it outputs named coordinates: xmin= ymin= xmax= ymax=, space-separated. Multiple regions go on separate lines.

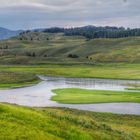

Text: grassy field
xmin=0 ymin=103 xmax=140 ymax=140
xmin=0 ymin=32 xmax=140 ymax=64
xmin=0 ymin=63 xmax=140 ymax=79
xmin=52 ymin=88 xmax=140 ymax=104
xmin=0 ymin=71 xmax=40 ymax=88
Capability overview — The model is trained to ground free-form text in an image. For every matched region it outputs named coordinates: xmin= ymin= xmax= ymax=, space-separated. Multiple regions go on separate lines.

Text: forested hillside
xmin=44 ymin=26 xmax=140 ymax=39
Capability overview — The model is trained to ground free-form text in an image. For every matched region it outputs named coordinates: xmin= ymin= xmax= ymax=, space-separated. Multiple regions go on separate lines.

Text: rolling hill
xmin=0 ymin=31 xmax=139 ymax=64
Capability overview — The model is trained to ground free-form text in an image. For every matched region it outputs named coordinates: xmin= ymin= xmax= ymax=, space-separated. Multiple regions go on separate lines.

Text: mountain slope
xmin=0 ymin=27 xmax=22 ymax=40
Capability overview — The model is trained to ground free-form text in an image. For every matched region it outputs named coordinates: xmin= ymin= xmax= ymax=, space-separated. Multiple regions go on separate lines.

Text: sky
xmin=0 ymin=0 xmax=140 ymax=30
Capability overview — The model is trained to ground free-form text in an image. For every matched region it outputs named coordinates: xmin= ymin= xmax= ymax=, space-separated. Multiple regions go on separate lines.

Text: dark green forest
xmin=43 ymin=26 xmax=140 ymax=39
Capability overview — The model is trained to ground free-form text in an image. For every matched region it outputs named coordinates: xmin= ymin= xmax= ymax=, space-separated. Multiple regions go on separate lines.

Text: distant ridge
xmin=43 ymin=25 xmax=140 ymax=39
xmin=0 ymin=27 xmax=22 ymax=40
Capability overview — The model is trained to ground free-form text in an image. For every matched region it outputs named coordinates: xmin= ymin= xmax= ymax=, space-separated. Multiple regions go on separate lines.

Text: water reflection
xmin=0 ymin=75 xmax=140 ymax=115
xmin=39 ymin=75 xmax=140 ymax=91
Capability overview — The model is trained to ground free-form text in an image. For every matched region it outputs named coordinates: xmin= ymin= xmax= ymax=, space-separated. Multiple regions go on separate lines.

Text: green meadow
xmin=52 ymin=88 xmax=140 ymax=104
xmin=0 ymin=71 xmax=40 ymax=88
xmin=0 ymin=104 xmax=140 ymax=140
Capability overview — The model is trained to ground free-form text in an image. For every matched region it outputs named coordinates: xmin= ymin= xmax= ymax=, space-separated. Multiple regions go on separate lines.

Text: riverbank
xmin=0 ymin=103 xmax=140 ymax=140
xmin=1 ymin=63 xmax=140 ymax=80
xmin=0 ymin=71 xmax=40 ymax=89
xmin=124 ymin=83 xmax=140 ymax=91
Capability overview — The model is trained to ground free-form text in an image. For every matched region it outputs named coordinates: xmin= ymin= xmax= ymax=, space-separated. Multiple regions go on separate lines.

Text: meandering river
xmin=0 ymin=76 xmax=140 ymax=115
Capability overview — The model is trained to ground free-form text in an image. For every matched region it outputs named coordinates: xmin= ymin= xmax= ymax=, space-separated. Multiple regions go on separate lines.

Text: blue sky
xmin=0 ymin=0 xmax=140 ymax=30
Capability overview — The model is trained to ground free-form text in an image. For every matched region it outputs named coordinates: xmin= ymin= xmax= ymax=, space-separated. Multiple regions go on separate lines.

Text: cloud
xmin=0 ymin=0 xmax=139 ymax=29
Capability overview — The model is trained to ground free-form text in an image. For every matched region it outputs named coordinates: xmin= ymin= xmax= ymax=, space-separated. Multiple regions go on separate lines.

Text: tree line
xmin=43 ymin=26 xmax=140 ymax=39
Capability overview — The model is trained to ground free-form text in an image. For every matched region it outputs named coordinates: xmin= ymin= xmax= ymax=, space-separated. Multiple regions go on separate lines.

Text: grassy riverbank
xmin=52 ymin=88 xmax=140 ymax=104
xmin=0 ymin=71 xmax=40 ymax=88
xmin=125 ymin=83 xmax=140 ymax=91
xmin=0 ymin=103 xmax=140 ymax=140
xmin=0 ymin=63 xmax=140 ymax=79
xmin=0 ymin=63 xmax=139 ymax=88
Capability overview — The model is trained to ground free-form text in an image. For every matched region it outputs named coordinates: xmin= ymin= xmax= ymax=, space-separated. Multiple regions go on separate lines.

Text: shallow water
xmin=0 ymin=76 xmax=140 ymax=115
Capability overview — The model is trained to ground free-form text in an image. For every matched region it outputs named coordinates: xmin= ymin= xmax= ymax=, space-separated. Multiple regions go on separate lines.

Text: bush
xmin=68 ymin=54 xmax=79 ymax=58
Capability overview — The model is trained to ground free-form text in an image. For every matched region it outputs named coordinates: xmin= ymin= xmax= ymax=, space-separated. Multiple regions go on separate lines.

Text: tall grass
xmin=0 ymin=104 xmax=140 ymax=140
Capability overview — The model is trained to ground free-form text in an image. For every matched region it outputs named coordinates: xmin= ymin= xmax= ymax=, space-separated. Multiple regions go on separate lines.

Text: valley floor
xmin=0 ymin=63 xmax=140 ymax=140
xmin=0 ymin=63 xmax=140 ymax=88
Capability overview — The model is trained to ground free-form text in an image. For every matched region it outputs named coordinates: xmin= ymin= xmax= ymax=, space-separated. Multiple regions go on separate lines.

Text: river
xmin=0 ymin=76 xmax=140 ymax=115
